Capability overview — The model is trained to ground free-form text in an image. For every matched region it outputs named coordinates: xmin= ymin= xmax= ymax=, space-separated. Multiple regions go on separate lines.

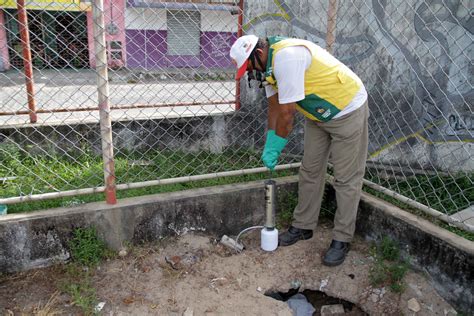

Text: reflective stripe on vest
xmin=265 ymin=36 xmax=362 ymax=122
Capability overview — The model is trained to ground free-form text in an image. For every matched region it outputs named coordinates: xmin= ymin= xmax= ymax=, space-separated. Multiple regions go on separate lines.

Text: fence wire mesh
xmin=0 ymin=0 xmax=472 ymax=231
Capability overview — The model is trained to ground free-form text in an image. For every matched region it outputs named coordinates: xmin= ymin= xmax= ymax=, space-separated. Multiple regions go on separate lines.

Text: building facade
xmin=0 ymin=0 xmax=238 ymax=71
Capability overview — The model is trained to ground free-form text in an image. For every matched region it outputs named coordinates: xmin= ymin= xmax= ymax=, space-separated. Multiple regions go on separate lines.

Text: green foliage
xmin=387 ymin=262 xmax=409 ymax=292
xmin=64 ymin=281 xmax=97 ymax=315
xmin=363 ymin=173 xmax=474 ymax=241
xmin=2 ymin=147 xmax=299 ymax=213
xmin=68 ymin=227 xmax=108 ymax=267
xmin=276 ymin=183 xmax=338 ymax=229
xmin=59 ymin=265 xmax=98 ymax=315
xmin=276 ymin=190 xmax=298 ymax=229
xmin=369 ymin=236 xmax=408 ymax=293
xmin=2 ymin=142 xmax=472 ymax=241
xmin=365 ymin=173 xmax=473 ymax=216
xmin=380 ymin=236 xmax=400 ymax=261
xmin=438 ymin=223 xmax=474 ymax=241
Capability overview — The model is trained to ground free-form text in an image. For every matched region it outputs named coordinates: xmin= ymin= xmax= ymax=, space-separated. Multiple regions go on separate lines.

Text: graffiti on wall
xmin=446 ymin=113 xmax=474 ymax=137
xmin=373 ymin=0 xmax=473 ymax=146
xmin=243 ymin=0 xmax=377 ymax=61
xmin=208 ymin=33 xmax=234 ymax=59
xmin=244 ymin=0 xmax=473 ymax=156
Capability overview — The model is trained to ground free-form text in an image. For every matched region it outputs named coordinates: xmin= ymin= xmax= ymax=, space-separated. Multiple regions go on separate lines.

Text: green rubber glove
xmin=261 ymin=130 xmax=288 ymax=170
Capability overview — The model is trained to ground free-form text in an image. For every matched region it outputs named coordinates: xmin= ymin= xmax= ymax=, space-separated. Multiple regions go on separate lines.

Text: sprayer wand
xmin=220 ymin=170 xmax=279 ymax=252
xmin=264 ymin=178 xmax=276 ymax=230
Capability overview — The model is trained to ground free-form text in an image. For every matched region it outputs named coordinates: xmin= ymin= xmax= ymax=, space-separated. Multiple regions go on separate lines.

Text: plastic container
xmin=261 ymin=227 xmax=278 ymax=251
xmin=0 ymin=204 xmax=7 ymax=215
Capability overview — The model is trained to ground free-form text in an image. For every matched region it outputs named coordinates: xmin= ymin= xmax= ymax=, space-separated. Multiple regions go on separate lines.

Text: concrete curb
xmin=0 ymin=177 xmax=298 ymax=273
xmin=0 ymin=176 xmax=472 ymax=312
xmin=357 ymin=192 xmax=474 ymax=313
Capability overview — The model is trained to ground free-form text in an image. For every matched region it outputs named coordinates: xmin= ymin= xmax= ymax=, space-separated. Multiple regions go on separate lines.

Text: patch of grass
xmin=369 ymin=236 xmax=408 ymax=293
xmin=32 ymin=291 xmax=62 ymax=315
xmin=2 ymin=142 xmax=472 ymax=241
xmin=276 ymin=190 xmax=298 ymax=229
xmin=379 ymin=235 xmax=400 ymax=261
xmin=68 ymin=227 xmax=110 ymax=267
xmin=64 ymin=281 xmax=97 ymax=315
xmin=1 ymin=146 xmax=299 ymax=213
xmin=364 ymin=173 xmax=473 ymax=216
xmin=5 ymin=168 xmax=298 ymax=214
xmin=56 ymin=234 xmax=109 ymax=316
xmin=364 ymin=185 xmax=474 ymax=241
xmin=275 ymin=183 xmax=338 ymax=230
xmin=59 ymin=265 xmax=98 ymax=316
xmin=437 ymin=223 xmax=474 ymax=241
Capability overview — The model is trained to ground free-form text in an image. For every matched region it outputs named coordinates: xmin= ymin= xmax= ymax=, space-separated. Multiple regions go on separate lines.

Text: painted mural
xmin=243 ymin=0 xmax=473 ymax=162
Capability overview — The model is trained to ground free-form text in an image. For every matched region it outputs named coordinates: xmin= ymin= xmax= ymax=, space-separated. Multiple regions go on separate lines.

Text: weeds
xmin=64 ymin=281 xmax=97 ymax=315
xmin=32 ymin=291 xmax=62 ymax=315
xmin=364 ymin=172 xmax=473 ymax=215
xmin=1 ymin=147 xmax=298 ymax=214
xmin=380 ymin=234 xmax=400 ymax=261
xmin=59 ymin=265 xmax=98 ymax=316
xmin=369 ymin=236 xmax=408 ymax=293
xmin=276 ymin=190 xmax=298 ymax=229
xmin=60 ymin=227 xmax=110 ymax=315
xmin=68 ymin=227 xmax=109 ymax=267
xmin=276 ymin=184 xmax=338 ymax=229
xmin=2 ymin=142 xmax=472 ymax=240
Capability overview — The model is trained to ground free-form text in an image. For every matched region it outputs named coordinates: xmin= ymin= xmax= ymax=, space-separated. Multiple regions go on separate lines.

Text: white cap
xmin=229 ymin=35 xmax=259 ymax=79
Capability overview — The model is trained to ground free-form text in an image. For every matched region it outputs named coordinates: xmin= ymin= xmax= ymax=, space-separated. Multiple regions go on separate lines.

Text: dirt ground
xmin=0 ymin=222 xmax=459 ymax=315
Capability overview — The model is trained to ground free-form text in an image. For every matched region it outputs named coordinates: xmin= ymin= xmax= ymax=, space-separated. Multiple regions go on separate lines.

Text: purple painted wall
xmin=125 ymin=30 xmax=237 ymax=69
xmin=201 ymin=31 xmax=237 ymax=68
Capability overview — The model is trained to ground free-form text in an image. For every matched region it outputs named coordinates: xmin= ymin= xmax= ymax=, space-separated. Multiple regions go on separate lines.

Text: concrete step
xmin=450 ymin=205 xmax=474 ymax=229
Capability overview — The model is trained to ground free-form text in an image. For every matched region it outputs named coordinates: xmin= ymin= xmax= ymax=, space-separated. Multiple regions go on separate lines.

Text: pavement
xmin=0 ymin=69 xmax=237 ymax=127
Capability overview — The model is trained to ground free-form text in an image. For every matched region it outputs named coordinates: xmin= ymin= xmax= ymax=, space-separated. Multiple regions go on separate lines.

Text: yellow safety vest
xmin=265 ymin=36 xmax=362 ymax=122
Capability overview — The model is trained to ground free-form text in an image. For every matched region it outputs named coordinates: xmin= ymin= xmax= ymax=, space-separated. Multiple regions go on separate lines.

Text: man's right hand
xmin=261 ymin=130 xmax=288 ymax=170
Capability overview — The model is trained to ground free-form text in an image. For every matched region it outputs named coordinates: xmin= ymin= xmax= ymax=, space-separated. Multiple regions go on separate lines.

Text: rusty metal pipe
xmin=0 ymin=100 xmax=235 ymax=116
xmin=16 ymin=0 xmax=37 ymax=123
xmin=325 ymin=0 xmax=338 ymax=54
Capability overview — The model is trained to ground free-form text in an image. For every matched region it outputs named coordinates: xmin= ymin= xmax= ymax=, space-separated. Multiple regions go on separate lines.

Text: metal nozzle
xmin=264 ymin=180 xmax=276 ymax=229
xmin=220 ymin=235 xmax=244 ymax=252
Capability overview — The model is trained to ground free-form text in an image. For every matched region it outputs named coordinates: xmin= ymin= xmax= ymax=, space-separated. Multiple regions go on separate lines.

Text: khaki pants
xmin=292 ymin=101 xmax=369 ymax=242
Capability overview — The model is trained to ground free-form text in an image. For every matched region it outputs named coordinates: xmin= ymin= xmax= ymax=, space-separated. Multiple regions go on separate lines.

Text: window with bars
xmin=166 ymin=10 xmax=201 ymax=56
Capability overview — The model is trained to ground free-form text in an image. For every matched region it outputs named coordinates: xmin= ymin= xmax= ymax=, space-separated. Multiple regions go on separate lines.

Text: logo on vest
xmin=322 ymin=109 xmax=331 ymax=118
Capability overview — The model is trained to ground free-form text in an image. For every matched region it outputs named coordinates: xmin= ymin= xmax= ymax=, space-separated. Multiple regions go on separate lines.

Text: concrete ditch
xmin=0 ymin=175 xmax=472 ymax=313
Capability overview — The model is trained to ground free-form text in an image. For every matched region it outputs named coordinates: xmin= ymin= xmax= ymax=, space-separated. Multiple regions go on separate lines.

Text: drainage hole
xmin=265 ymin=288 xmax=367 ymax=315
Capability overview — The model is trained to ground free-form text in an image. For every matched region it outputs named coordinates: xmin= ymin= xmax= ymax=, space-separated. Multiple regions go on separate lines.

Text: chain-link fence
xmin=0 ymin=0 xmax=472 ymax=232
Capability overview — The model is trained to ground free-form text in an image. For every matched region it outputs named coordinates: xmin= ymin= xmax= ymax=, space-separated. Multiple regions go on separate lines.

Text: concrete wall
xmin=0 ymin=177 xmax=473 ymax=312
xmin=0 ymin=114 xmax=239 ymax=157
xmin=242 ymin=0 xmax=473 ymax=172
xmin=0 ymin=178 xmax=297 ymax=272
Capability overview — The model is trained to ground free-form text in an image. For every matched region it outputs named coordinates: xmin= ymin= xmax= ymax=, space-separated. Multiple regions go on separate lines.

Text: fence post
xmin=235 ymin=0 xmax=244 ymax=110
xmin=92 ymin=0 xmax=117 ymax=204
xmin=325 ymin=0 xmax=338 ymax=54
xmin=16 ymin=0 xmax=37 ymax=123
